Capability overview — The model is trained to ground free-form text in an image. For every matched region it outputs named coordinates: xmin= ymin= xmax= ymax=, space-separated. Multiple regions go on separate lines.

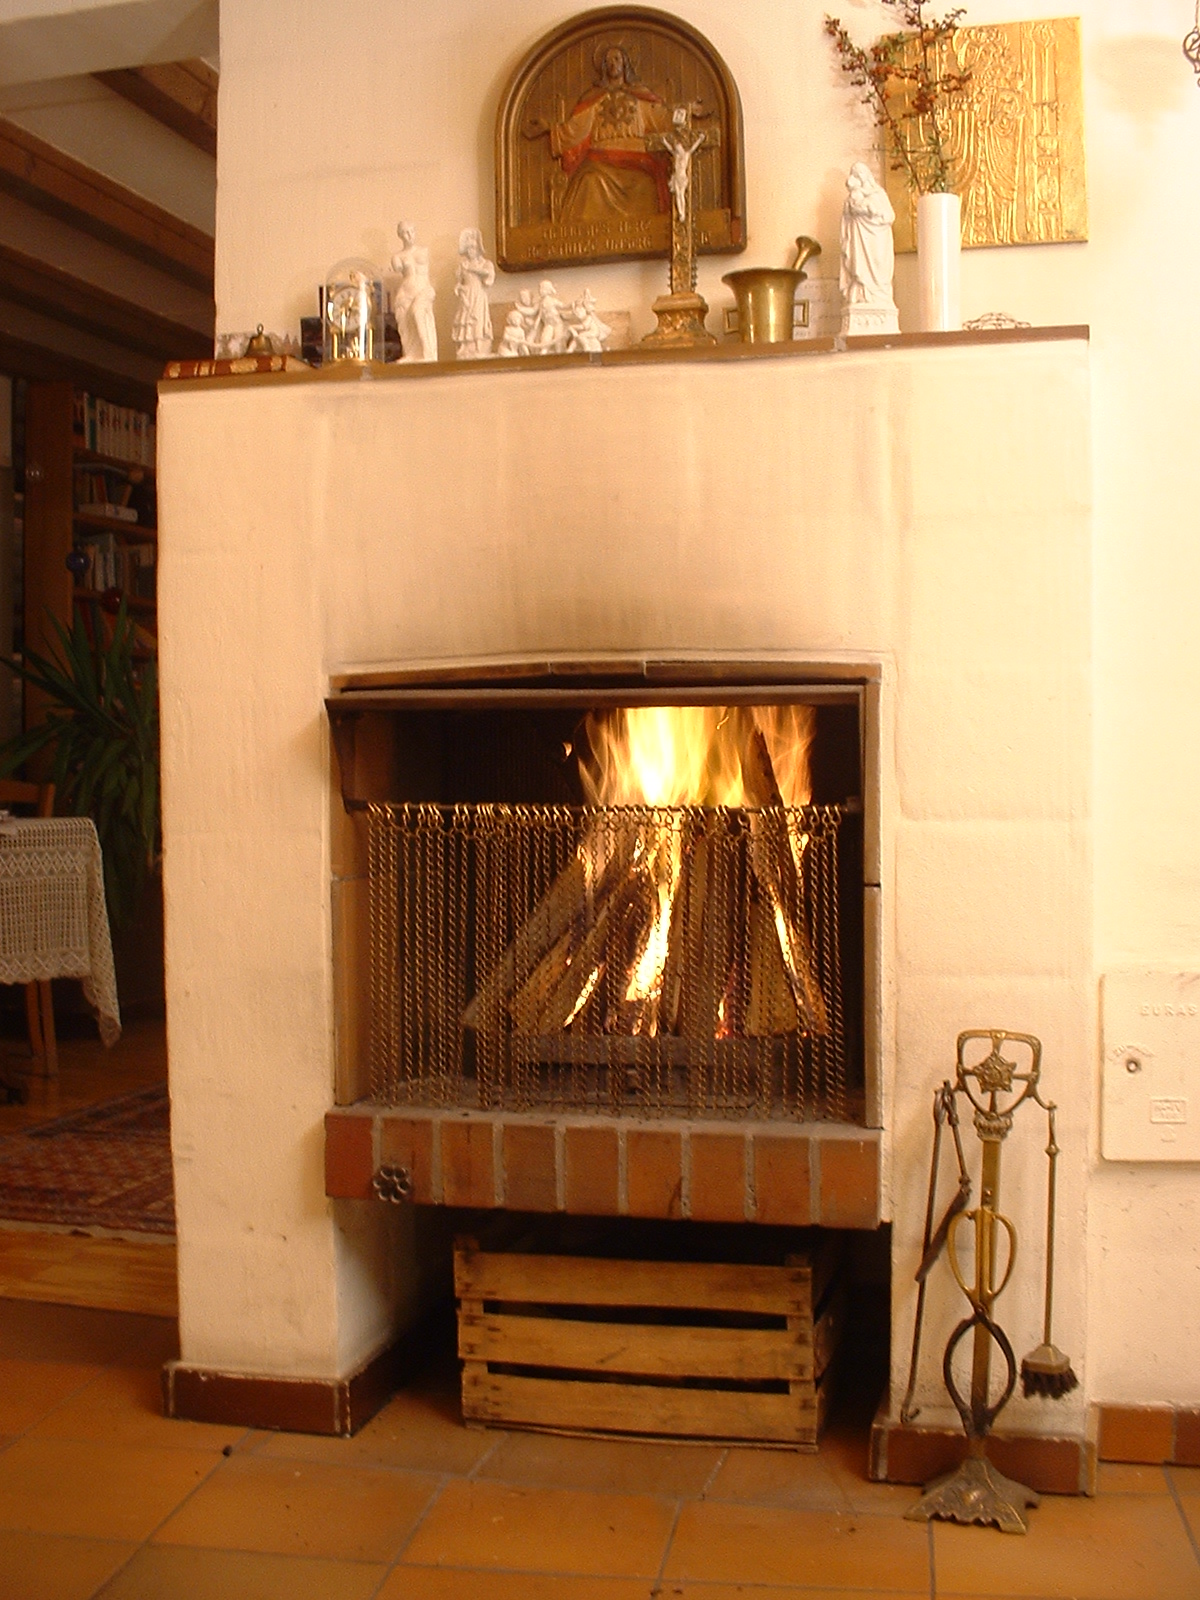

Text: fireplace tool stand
xmin=905 ymin=1030 xmax=1076 ymax=1535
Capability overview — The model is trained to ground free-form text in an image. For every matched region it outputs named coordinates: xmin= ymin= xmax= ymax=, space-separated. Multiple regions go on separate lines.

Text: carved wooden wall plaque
xmin=496 ymin=6 xmax=746 ymax=272
xmin=885 ymin=17 xmax=1087 ymax=251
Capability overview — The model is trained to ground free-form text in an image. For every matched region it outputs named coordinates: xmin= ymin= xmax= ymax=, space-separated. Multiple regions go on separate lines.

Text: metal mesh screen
xmin=367 ymin=802 xmax=850 ymax=1121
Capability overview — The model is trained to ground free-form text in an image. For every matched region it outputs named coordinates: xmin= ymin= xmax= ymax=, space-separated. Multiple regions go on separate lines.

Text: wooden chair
xmin=0 ymin=780 xmax=58 ymax=1076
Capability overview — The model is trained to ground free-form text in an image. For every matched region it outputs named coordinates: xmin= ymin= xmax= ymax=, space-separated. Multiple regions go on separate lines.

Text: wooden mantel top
xmin=160 ymin=323 xmax=1089 ymax=394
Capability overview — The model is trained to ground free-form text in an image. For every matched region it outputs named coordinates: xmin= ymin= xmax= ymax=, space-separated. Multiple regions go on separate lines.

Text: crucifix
xmin=642 ymin=104 xmax=720 ymax=347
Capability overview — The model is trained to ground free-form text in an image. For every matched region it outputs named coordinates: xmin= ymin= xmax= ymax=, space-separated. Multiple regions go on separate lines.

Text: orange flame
xmin=577 ymin=705 xmax=816 ymax=1030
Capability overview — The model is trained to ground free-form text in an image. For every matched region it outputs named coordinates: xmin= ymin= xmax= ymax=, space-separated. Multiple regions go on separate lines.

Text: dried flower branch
xmin=825 ymin=0 xmax=972 ymax=195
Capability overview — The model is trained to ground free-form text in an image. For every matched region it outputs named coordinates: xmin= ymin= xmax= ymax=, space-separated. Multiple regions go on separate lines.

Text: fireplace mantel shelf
xmin=161 ymin=324 xmax=1089 ymax=393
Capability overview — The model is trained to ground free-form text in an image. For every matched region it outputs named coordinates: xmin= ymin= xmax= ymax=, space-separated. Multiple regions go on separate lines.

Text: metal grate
xmin=367 ymin=802 xmax=851 ymax=1121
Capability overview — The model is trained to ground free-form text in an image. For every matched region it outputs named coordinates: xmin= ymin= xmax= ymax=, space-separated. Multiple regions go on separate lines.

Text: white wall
xmin=198 ymin=0 xmax=1200 ymax=1406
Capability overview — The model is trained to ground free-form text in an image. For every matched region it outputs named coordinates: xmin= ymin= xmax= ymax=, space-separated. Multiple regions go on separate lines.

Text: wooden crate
xmin=454 ymin=1232 xmax=844 ymax=1449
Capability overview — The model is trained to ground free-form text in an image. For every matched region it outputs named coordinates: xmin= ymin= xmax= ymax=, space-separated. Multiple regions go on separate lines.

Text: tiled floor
xmin=0 ymin=1298 xmax=1198 ymax=1600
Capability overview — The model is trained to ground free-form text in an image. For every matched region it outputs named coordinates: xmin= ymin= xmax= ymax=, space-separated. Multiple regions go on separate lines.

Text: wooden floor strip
xmin=0 ymin=1227 xmax=177 ymax=1317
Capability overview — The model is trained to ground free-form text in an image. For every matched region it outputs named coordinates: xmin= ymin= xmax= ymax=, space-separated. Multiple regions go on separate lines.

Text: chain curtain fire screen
xmin=366 ymin=799 xmax=851 ymax=1121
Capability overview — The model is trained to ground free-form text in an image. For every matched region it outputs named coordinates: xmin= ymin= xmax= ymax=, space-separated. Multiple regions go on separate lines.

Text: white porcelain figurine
xmin=452 ymin=227 xmax=496 ymax=359
xmin=391 ymin=221 xmax=438 ymax=361
xmin=564 ymin=289 xmax=611 ymax=353
xmin=839 ymin=163 xmax=900 ymax=337
xmin=498 ymin=290 xmax=538 ymax=357
xmin=530 ymin=279 xmax=568 ymax=354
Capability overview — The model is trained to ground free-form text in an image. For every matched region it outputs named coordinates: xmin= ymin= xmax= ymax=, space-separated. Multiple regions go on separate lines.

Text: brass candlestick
xmin=906 ymin=1030 xmax=1074 ymax=1535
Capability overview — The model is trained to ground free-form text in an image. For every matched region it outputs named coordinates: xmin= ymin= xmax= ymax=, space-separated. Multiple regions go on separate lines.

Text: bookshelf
xmin=23 ymin=383 xmax=157 ymax=716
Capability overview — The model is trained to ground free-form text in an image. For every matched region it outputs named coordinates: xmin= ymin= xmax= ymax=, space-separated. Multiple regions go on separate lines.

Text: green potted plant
xmin=825 ymin=0 xmax=972 ymax=329
xmin=0 ymin=603 xmax=159 ymax=936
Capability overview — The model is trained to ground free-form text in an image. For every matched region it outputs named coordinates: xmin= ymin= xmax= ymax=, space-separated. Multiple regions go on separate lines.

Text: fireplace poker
xmin=900 ymin=1080 xmax=971 ymax=1426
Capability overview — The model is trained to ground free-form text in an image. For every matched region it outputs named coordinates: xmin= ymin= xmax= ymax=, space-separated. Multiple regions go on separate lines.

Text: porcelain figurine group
xmin=381 ymin=223 xmax=609 ymax=363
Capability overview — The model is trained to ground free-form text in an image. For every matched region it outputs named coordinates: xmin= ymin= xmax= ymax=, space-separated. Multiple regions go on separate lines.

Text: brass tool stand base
xmin=906 ymin=1453 xmax=1040 ymax=1534
xmin=641 ymin=291 xmax=716 ymax=347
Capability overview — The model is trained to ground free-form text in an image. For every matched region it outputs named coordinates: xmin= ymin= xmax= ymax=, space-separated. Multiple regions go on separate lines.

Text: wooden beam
xmin=94 ymin=61 xmax=217 ymax=159
xmin=0 ymin=117 xmax=213 ymax=291
xmin=0 ymin=329 xmax=157 ymax=411
xmin=0 ymin=242 xmax=211 ymax=362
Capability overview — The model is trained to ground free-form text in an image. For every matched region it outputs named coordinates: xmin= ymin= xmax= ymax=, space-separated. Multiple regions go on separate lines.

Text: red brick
xmin=626 ymin=1129 xmax=683 ymax=1218
xmin=818 ymin=1137 xmax=880 ymax=1228
xmin=689 ymin=1132 xmax=747 ymax=1222
xmin=991 ymin=1432 xmax=1090 ymax=1495
xmin=874 ymin=1419 xmax=1092 ymax=1495
xmin=1098 ymin=1404 xmax=1174 ymax=1464
xmin=324 ymin=1111 xmax=374 ymax=1199
xmin=379 ymin=1115 xmax=434 ymax=1204
xmin=502 ymin=1122 xmax=558 ymax=1212
xmin=1175 ymin=1408 xmax=1200 ymax=1466
xmin=441 ymin=1120 xmax=496 ymax=1209
xmin=564 ymin=1125 xmax=619 ymax=1215
xmin=752 ymin=1134 xmax=811 ymax=1225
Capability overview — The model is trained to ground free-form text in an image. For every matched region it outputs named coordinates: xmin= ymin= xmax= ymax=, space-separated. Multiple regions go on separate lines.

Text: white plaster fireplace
xmin=157 ymin=330 xmax=1092 ymax=1459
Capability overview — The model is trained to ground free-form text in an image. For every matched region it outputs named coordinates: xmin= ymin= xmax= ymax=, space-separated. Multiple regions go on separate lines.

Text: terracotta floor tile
xmin=705 ymin=1446 xmax=849 ymax=1511
xmin=152 ymin=1453 xmax=440 ymax=1562
xmin=403 ymin=1478 xmax=677 ymax=1577
xmin=93 ymin=1544 xmax=388 ymax=1599
xmin=661 ymin=1500 xmax=930 ymax=1590
xmin=0 ymin=1356 xmax=99 ymax=1433
xmin=478 ymin=1431 xmax=723 ymax=1497
xmin=665 ymin=1589 xmax=930 ymax=1599
xmin=0 ymin=1528 xmax=136 ymax=1600
xmin=377 ymin=1570 xmax=657 ymax=1600
xmin=1179 ymin=1491 xmax=1200 ymax=1542
xmin=933 ymin=1491 xmax=1200 ymax=1598
xmin=0 ymin=1435 xmax=215 ymax=1540
xmin=1171 ymin=1464 xmax=1200 ymax=1492
xmin=253 ymin=1384 xmax=493 ymax=1475
xmin=1097 ymin=1462 xmax=1172 ymax=1494
xmin=29 ymin=1365 xmax=246 ymax=1453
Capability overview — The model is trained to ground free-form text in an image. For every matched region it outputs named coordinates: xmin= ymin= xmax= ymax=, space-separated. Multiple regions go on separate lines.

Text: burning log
xmin=461 ymin=827 xmax=635 ymax=1032
xmin=735 ymin=712 xmax=829 ymax=1038
xmin=512 ymin=861 xmax=653 ymax=1035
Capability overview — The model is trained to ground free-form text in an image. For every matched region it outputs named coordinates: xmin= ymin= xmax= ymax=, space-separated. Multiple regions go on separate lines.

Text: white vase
xmin=916 ymin=191 xmax=961 ymax=332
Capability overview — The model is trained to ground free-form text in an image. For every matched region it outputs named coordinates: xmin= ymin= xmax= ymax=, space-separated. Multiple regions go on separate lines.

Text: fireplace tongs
xmin=900 ymin=1080 xmax=971 ymax=1426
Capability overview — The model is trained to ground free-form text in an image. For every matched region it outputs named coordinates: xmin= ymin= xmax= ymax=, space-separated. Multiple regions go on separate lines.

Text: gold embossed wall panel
xmin=885 ymin=17 xmax=1086 ymax=252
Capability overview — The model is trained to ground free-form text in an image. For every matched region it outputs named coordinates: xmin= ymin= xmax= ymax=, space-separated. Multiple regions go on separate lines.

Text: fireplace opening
xmin=329 ymin=665 xmax=876 ymax=1129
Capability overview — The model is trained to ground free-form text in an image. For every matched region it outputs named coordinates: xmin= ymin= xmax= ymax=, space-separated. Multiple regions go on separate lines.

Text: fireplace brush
xmin=905 ymin=1030 xmax=1077 ymax=1535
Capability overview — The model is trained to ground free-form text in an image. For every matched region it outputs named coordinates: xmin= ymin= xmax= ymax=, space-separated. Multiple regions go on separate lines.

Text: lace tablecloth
xmin=0 ymin=817 xmax=121 ymax=1045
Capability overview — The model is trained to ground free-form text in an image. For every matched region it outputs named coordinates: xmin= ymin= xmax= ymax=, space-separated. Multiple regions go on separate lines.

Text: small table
xmin=0 ymin=816 xmax=121 ymax=1074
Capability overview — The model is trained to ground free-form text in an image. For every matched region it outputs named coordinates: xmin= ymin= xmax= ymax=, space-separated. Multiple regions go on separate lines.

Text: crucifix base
xmin=641 ymin=290 xmax=716 ymax=348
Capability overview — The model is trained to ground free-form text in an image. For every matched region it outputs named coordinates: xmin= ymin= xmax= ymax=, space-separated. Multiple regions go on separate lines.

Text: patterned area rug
xmin=0 ymin=1085 xmax=174 ymax=1235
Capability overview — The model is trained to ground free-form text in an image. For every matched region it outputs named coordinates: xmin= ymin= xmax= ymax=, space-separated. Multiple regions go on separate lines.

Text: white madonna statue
xmin=839 ymin=163 xmax=900 ymax=337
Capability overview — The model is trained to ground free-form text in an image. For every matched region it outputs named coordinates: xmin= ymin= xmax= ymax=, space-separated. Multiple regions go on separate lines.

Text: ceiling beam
xmin=0 ymin=328 xmax=156 ymax=411
xmin=0 ymin=116 xmax=213 ymax=291
xmin=0 ymin=242 xmax=211 ymax=362
xmin=93 ymin=60 xmax=217 ymax=158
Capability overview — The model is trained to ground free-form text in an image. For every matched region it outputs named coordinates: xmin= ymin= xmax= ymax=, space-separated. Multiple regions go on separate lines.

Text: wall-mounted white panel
xmin=1102 ymin=972 xmax=1200 ymax=1162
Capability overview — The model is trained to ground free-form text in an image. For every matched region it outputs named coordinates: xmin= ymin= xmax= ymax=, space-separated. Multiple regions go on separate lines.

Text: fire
xmin=579 ymin=704 xmax=815 ymax=809
xmin=577 ymin=704 xmax=816 ymax=1032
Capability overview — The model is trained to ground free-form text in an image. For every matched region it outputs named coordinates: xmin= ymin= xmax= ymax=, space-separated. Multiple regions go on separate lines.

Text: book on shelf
xmin=72 ymin=392 xmax=156 ymax=466
xmin=162 ymin=353 xmax=311 ymax=379
xmin=72 ymin=534 xmax=156 ymax=596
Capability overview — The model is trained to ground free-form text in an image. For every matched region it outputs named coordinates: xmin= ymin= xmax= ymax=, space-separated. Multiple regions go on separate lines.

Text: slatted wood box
xmin=455 ymin=1230 xmax=844 ymax=1449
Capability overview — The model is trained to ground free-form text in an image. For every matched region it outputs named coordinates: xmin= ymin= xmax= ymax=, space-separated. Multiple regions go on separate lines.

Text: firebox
xmin=328 ymin=660 xmax=880 ymax=1162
